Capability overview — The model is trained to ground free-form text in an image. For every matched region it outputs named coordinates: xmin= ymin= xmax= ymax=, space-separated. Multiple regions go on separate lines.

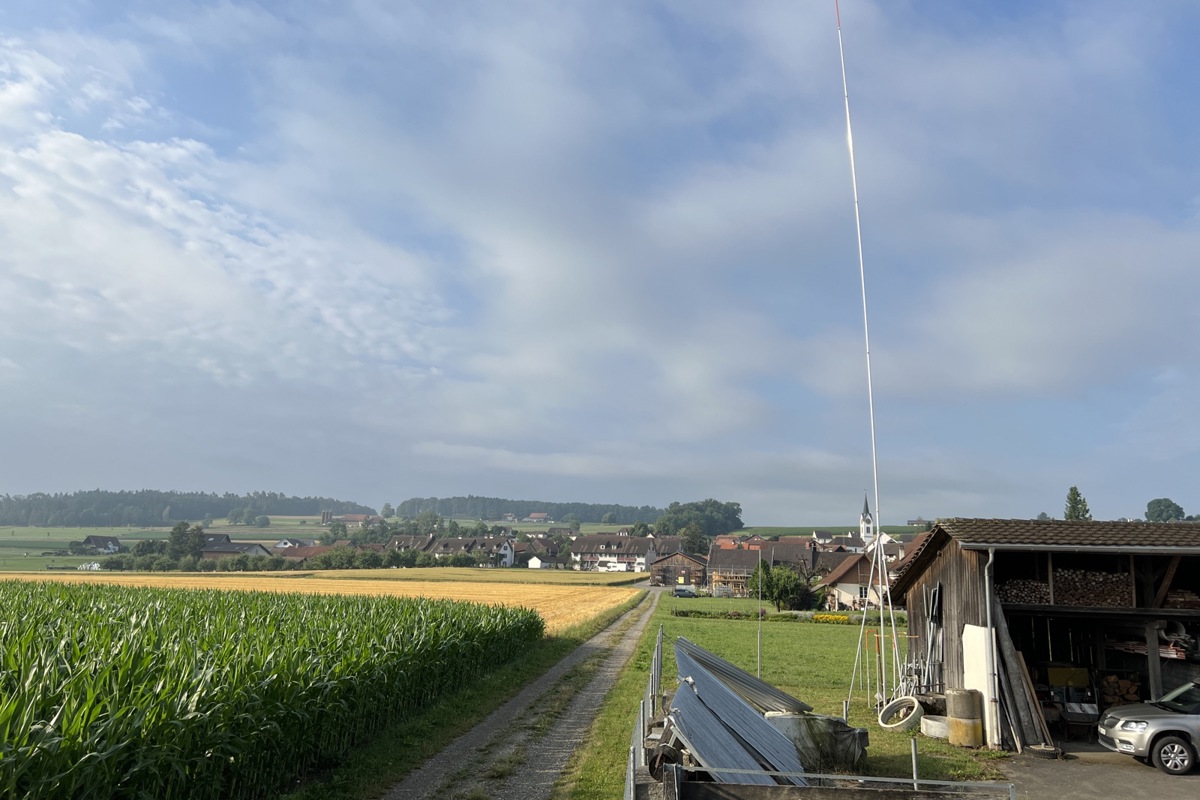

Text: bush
xmin=813 ymin=613 xmax=853 ymax=625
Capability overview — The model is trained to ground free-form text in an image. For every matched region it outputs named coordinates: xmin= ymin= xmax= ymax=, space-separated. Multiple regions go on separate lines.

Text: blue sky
xmin=1 ymin=1 xmax=1198 ymax=526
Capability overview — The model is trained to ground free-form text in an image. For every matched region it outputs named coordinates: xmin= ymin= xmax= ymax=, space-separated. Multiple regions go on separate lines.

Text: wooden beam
xmin=1145 ymin=622 xmax=1164 ymax=699
xmin=1047 ymin=552 xmax=1055 ymax=604
xmin=1154 ymin=555 xmax=1181 ymax=609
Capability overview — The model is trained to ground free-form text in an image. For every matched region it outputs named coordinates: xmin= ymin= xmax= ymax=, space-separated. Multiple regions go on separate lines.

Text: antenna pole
xmin=837 ymin=0 xmax=893 ymax=706
xmin=835 ymin=1 xmax=882 ymax=543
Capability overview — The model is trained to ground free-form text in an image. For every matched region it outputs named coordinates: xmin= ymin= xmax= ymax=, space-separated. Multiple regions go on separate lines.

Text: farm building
xmin=81 ymin=535 xmax=121 ymax=554
xmin=201 ymin=542 xmax=272 ymax=559
xmin=891 ymin=518 xmax=1200 ymax=749
xmin=650 ymin=551 xmax=707 ymax=587
xmin=707 ymin=541 xmax=836 ymax=597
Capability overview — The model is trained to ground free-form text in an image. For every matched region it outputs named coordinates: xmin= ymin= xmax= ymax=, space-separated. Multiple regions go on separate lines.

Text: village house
xmin=81 ymin=535 xmax=121 ymax=554
xmin=271 ymin=538 xmax=309 ymax=549
xmin=569 ymin=535 xmax=649 ymax=572
xmin=817 ymin=552 xmax=887 ymax=610
xmin=527 ymin=552 xmax=571 ymax=570
xmin=385 ymin=534 xmax=436 ymax=553
xmin=425 ymin=536 xmax=516 ymax=567
xmin=277 ymin=545 xmax=335 ymax=564
xmin=200 ymin=542 xmax=273 ymax=560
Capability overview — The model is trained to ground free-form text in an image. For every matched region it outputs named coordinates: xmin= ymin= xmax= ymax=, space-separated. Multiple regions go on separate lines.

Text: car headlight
xmin=1119 ymin=720 xmax=1148 ymax=732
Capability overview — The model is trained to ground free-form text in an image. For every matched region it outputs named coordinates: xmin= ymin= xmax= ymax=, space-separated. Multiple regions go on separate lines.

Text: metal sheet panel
xmin=675 ymin=647 xmax=808 ymax=786
xmin=676 ymin=637 xmax=813 ymax=713
xmin=668 ymin=681 xmax=778 ymax=786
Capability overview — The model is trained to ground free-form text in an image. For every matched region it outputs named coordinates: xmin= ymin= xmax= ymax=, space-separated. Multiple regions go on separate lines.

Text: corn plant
xmin=0 ymin=580 xmax=544 ymax=799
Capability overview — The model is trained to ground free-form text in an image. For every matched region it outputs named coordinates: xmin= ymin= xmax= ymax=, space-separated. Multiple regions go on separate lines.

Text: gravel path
xmin=382 ymin=588 xmax=661 ymax=800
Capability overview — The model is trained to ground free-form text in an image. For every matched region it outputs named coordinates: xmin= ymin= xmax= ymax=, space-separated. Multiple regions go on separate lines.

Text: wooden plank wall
xmin=904 ymin=540 xmax=986 ymax=690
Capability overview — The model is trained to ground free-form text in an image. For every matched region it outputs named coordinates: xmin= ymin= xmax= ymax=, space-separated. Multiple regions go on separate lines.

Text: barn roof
xmin=938 ymin=518 xmax=1200 ymax=553
xmin=890 ymin=518 xmax=1200 ymax=600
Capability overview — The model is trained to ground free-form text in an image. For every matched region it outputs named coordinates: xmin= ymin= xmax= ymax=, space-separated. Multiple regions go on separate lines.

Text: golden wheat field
xmin=9 ymin=572 xmax=640 ymax=634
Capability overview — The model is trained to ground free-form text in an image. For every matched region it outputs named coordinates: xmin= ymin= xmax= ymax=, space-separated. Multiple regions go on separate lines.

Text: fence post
xmin=910 ymin=737 xmax=919 ymax=790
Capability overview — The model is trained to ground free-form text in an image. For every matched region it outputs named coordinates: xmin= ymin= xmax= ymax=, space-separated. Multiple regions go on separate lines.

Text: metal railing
xmin=662 ymin=764 xmax=1017 ymax=799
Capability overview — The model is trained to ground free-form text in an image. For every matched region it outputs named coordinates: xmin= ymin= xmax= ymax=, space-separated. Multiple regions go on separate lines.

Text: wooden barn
xmin=650 ymin=551 xmax=707 ymax=588
xmin=891 ymin=518 xmax=1200 ymax=750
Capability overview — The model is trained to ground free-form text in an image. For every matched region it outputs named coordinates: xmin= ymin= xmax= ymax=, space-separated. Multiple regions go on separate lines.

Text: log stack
xmin=1164 ymin=589 xmax=1200 ymax=609
xmin=1053 ymin=568 xmax=1131 ymax=606
xmin=1099 ymin=674 xmax=1141 ymax=707
xmin=996 ymin=579 xmax=1050 ymax=604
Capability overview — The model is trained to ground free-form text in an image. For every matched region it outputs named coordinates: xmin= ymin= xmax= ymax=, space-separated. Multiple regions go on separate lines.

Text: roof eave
xmin=958 ymin=543 xmax=1200 ymax=555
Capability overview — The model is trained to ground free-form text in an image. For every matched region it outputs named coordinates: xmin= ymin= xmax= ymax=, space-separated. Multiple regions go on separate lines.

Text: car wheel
xmin=1151 ymin=735 xmax=1195 ymax=776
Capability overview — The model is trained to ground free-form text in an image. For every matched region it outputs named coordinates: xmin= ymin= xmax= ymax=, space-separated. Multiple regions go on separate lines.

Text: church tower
xmin=859 ymin=493 xmax=874 ymax=546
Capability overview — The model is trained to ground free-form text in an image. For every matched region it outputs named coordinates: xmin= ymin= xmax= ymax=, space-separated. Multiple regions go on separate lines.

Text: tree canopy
xmin=655 ymin=499 xmax=744 ymax=538
xmin=747 ymin=561 xmax=820 ymax=611
xmin=1064 ymin=486 xmax=1092 ymax=521
xmin=1146 ymin=498 xmax=1185 ymax=523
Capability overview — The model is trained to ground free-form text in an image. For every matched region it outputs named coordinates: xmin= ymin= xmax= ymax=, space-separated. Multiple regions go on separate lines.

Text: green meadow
xmin=559 ymin=595 xmax=1007 ymax=800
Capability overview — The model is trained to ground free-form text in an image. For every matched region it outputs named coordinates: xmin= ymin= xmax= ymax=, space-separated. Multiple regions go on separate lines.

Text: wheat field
xmin=11 ymin=571 xmax=641 ymax=633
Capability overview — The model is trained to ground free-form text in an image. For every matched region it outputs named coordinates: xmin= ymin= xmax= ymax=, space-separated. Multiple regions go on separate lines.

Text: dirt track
xmin=382 ymin=589 xmax=660 ymax=800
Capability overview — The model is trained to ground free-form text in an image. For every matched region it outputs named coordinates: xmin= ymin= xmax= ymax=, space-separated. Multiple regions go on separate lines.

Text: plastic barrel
xmin=946 ymin=688 xmax=982 ymax=747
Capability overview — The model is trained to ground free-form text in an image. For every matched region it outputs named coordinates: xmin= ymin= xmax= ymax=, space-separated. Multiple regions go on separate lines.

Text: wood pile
xmin=996 ymin=579 xmax=1050 ymax=604
xmin=1107 ymin=639 xmax=1189 ymax=660
xmin=1053 ymin=569 xmax=1130 ymax=606
xmin=1164 ymin=589 xmax=1200 ymax=609
xmin=1099 ymin=674 xmax=1141 ymax=707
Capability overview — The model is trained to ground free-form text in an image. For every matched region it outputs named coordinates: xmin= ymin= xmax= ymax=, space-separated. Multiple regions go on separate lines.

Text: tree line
xmin=0 ymin=490 xmax=374 ymax=528
xmin=393 ymin=496 xmax=664 ymax=524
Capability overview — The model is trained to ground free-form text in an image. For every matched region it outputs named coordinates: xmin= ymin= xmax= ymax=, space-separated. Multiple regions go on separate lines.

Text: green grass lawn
xmin=557 ymin=595 xmax=1008 ymax=800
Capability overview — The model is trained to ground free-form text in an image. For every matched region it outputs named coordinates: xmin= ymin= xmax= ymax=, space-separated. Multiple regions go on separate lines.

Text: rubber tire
xmin=878 ymin=696 xmax=924 ymax=731
xmin=1151 ymin=735 xmax=1195 ymax=776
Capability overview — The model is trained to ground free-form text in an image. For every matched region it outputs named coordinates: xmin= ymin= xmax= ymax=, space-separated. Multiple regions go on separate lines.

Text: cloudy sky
xmin=1 ymin=1 xmax=1198 ymax=526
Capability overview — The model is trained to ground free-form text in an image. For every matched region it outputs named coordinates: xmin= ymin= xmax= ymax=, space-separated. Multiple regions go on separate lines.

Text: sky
xmin=1 ymin=1 xmax=1198 ymax=526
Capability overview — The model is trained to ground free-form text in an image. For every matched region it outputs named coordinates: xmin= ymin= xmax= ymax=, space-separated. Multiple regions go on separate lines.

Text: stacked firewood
xmin=1164 ymin=589 xmax=1200 ymax=609
xmin=1053 ymin=569 xmax=1131 ymax=606
xmin=996 ymin=579 xmax=1050 ymax=604
xmin=1099 ymin=674 xmax=1141 ymax=707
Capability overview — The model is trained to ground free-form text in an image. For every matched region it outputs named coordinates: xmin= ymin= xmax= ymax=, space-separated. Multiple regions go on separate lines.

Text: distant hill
xmin=0 ymin=490 xmax=374 ymax=528
xmin=395 ymin=496 xmax=664 ymax=525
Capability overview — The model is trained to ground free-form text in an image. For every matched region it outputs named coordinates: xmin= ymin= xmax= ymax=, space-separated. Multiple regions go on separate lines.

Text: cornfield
xmin=0 ymin=579 xmax=544 ymax=799
xmin=9 ymin=572 xmax=640 ymax=634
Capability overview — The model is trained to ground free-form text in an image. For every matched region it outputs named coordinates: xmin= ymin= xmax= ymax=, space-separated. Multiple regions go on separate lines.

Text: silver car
xmin=1097 ymin=680 xmax=1200 ymax=775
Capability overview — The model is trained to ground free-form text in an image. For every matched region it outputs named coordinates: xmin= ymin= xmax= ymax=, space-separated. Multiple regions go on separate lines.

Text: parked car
xmin=1097 ymin=680 xmax=1200 ymax=775
xmin=672 ymin=586 xmax=697 ymax=598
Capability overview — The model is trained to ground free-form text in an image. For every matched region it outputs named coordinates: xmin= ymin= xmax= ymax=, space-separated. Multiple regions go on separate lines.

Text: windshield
xmin=1156 ymin=681 xmax=1200 ymax=714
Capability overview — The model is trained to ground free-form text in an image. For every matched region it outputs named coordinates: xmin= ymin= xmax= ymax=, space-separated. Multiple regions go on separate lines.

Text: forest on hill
xmin=0 ymin=490 xmax=374 ymax=528
xmin=394 ymin=495 xmax=665 ymax=524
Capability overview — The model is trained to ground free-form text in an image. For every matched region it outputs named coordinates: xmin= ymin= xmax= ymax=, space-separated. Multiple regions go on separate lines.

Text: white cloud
xmin=1 ymin=2 xmax=1198 ymax=524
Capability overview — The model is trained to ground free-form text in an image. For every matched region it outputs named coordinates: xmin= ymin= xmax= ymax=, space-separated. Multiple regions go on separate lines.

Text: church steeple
xmin=860 ymin=493 xmax=874 ymax=545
